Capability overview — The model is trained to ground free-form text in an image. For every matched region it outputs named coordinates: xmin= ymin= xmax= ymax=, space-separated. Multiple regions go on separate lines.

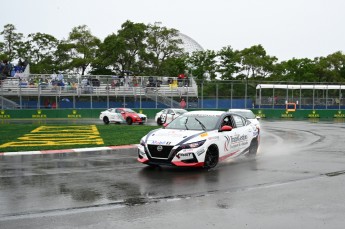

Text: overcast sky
xmin=1 ymin=0 xmax=345 ymax=61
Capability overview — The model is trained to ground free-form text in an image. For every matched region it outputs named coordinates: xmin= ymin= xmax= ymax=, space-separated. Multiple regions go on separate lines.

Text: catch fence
xmin=1 ymin=74 xmax=345 ymax=110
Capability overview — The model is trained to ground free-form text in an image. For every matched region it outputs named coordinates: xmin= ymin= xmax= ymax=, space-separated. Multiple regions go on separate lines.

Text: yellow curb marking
xmin=0 ymin=125 xmax=104 ymax=148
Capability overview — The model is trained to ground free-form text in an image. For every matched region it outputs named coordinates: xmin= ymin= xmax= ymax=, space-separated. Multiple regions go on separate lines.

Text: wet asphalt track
xmin=1 ymin=120 xmax=345 ymax=228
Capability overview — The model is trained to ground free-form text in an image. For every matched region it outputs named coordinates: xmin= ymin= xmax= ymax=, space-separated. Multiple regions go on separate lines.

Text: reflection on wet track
xmin=1 ymin=120 xmax=345 ymax=228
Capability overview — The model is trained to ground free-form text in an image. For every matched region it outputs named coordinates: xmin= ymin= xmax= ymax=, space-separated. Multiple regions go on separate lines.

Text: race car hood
xmin=138 ymin=113 xmax=147 ymax=118
xmin=145 ymin=129 xmax=204 ymax=145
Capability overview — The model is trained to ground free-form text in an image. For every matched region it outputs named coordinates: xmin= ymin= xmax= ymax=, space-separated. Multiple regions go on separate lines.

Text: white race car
xmin=228 ymin=109 xmax=261 ymax=129
xmin=99 ymin=108 xmax=147 ymax=125
xmin=155 ymin=108 xmax=188 ymax=125
xmin=138 ymin=110 xmax=260 ymax=169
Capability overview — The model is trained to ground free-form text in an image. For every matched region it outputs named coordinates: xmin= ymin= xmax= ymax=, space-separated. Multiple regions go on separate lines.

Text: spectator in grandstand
xmin=81 ymin=77 xmax=88 ymax=87
xmin=184 ymin=74 xmax=189 ymax=86
xmin=111 ymin=79 xmax=117 ymax=89
xmin=57 ymin=72 xmax=64 ymax=82
xmin=50 ymin=72 xmax=57 ymax=81
xmin=1 ymin=60 xmax=12 ymax=78
xmin=177 ymin=73 xmax=185 ymax=87
xmin=132 ymin=75 xmax=138 ymax=87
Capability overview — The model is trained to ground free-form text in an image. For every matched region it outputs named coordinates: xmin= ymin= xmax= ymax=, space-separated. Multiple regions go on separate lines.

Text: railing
xmin=2 ymin=76 xmax=345 ymax=110
xmin=0 ymin=74 xmax=198 ymax=109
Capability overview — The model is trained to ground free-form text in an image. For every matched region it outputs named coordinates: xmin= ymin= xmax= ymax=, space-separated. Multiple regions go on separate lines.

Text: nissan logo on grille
xmin=157 ymin=145 xmax=163 ymax=151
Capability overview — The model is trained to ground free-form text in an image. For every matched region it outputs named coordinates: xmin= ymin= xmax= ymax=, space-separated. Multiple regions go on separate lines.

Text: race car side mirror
xmin=163 ymin=123 xmax=169 ymax=128
xmin=220 ymin=125 xmax=232 ymax=132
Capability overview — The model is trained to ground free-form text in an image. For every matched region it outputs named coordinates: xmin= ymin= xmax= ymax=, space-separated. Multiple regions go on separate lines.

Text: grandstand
xmin=0 ymin=75 xmax=198 ymax=109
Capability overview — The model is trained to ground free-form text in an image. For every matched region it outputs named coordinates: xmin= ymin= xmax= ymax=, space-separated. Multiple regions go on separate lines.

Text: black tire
xmin=247 ymin=138 xmax=258 ymax=158
xmin=157 ymin=117 xmax=163 ymax=126
xmin=203 ymin=145 xmax=219 ymax=169
xmin=126 ymin=117 xmax=133 ymax=125
xmin=103 ymin=117 xmax=110 ymax=125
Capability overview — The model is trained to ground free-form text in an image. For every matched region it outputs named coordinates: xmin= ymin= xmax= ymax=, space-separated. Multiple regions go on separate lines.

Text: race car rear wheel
xmin=247 ymin=138 xmax=258 ymax=158
xmin=157 ymin=117 xmax=163 ymax=125
xmin=203 ymin=145 xmax=219 ymax=169
xmin=126 ymin=117 xmax=133 ymax=125
xmin=103 ymin=117 xmax=110 ymax=125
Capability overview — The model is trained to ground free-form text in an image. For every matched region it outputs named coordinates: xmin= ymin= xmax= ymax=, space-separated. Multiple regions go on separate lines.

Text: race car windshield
xmin=229 ymin=110 xmax=255 ymax=119
xmin=176 ymin=110 xmax=187 ymax=115
xmin=166 ymin=115 xmax=219 ymax=131
xmin=123 ymin=108 xmax=135 ymax=113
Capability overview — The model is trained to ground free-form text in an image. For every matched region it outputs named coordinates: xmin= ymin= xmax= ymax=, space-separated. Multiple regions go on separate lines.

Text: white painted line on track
xmin=0 ymin=145 xmax=138 ymax=156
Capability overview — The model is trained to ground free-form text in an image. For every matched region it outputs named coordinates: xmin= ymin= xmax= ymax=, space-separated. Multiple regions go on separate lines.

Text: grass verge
xmin=0 ymin=124 xmax=159 ymax=152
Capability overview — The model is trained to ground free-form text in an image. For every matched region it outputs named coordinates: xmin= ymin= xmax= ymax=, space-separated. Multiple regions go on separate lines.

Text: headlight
xmin=140 ymin=138 xmax=146 ymax=146
xmin=181 ymin=140 xmax=206 ymax=149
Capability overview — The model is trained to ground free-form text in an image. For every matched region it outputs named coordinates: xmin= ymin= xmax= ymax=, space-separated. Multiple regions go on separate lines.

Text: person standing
xmin=180 ymin=98 xmax=186 ymax=109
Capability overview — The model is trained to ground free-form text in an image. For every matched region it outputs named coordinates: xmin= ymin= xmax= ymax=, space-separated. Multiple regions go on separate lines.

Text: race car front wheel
xmin=203 ymin=145 xmax=219 ymax=169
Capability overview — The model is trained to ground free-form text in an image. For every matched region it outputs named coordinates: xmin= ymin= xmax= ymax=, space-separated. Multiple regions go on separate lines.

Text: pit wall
xmin=1 ymin=109 xmax=345 ymax=120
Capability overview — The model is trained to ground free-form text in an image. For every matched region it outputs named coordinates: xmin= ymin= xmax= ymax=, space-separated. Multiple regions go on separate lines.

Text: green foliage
xmin=186 ymin=50 xmax=217 ymax=80
xmin=1 ymin=22 xmax=345 ymax=84
xmin=239 ymin=44 xmax=278 ymax=79
xmin=217 ymin=46 xmax=241 ymax=80
xmin=145 ymin=22 xmax=183 ymax=75
xmin=66 ymin=25 xmax=101 ymax=75
xmin=0 ymin=24 xmax=24 ymax=60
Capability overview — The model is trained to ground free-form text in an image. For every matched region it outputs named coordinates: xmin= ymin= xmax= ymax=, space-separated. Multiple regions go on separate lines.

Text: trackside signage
xmin=334 ymin=111 xmax=345 ymax=118
xmin=0 ymin=110 xmax=10 ymax=119
xmin=32 ymin=110 xmax=47 ymax=118
xmin=256 ymin=110 xmax=266 ymax=118
xmin=281 ymin=111 xmax=293 ymax=118
xmin=68 ymin=110 xmax=82 ymax=118
xmin=308 ymin=110 xmax=320 ymax=118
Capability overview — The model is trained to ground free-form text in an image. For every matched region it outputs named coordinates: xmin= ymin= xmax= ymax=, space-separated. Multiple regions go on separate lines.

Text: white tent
xmin=256 ymin=84 xmax=345 ymax=90
xmin=255 ymin=84 xmax=344 ymax=110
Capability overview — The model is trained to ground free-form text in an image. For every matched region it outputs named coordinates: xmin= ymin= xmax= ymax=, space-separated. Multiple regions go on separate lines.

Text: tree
xmin=0 ymin=41 xmax=5 ymax=60
xmin=117 ymin=20 xmax=147 ymax=75
xmin=145 ymin=22 xmax=183 ymax=75
xmin=160 ymin=55 xmax=188 ymax=77
xmin=94 ymin=21 xmax=148 ymax=75
xmin=95 ymin=34 xmax=123 ymax=75
xmin=26 ymin=33 xmax=58 ymax=73
xmin=54 ymin=40 xmax=74 ymax=73
xmin=217 ymin=46 xmax=241 ymax=80
xmin=320 ymin=51 xmax=345 ymax=82
xmin=186 ymin=50 xmax=217 ymax=81
xmin=275 ymin=58 xmax=316 ymax=82
xmin=66 ymin=25 xmax=101 ymax=75
xmin=0 ymin=24 xmax=24 ymax=61
xmin=239 ymin=44 xmax=277 ymax=80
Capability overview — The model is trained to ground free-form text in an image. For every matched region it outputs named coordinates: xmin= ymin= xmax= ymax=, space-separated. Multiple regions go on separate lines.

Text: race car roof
xmin=186 ymin=110 xmax=225 ymax=116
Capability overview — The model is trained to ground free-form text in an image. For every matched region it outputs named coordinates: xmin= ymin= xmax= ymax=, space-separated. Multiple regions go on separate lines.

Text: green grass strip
xmin=0 ymin=124 xmax=159 ymax=152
